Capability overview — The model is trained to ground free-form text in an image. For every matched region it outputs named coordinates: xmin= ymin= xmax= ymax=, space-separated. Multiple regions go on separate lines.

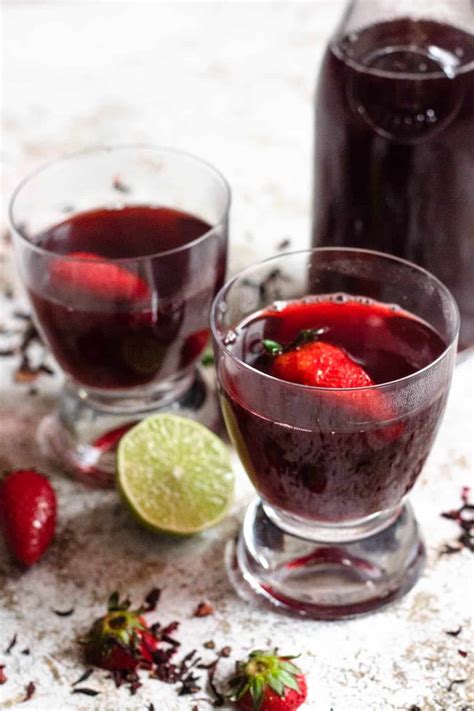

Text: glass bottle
xmin=311 ymin=0 xmax=474 ymax=348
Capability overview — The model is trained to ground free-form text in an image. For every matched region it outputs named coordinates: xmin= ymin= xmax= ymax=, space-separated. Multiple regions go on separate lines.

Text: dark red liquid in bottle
xmin=29 ymin=206 xmax=225 ymax=389
xmin=221 ymin=297 xmax=447 ymax=522
xmin=312 ymin=19 xmax=474 ymax=348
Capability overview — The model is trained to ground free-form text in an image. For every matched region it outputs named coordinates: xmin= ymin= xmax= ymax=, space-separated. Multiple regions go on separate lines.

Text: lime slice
xmin=117 ymin=414 xmax=234 ymax=535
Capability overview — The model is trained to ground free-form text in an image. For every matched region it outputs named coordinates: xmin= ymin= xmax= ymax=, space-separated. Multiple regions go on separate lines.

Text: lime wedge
xmin=117 ymin=414 xmax=234 ymax=535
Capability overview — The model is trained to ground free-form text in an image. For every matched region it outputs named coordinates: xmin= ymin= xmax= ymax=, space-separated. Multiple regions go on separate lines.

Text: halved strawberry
xmin=50 ymin=251 xmax=150 ymax=302
xmin=264 ymin=332 xmax=402 ymax=442
xmin=84 ymin=592 xmax=158 ymax=672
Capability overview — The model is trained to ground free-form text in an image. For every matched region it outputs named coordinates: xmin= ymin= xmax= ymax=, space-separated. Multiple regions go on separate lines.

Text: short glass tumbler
xmin=211 ymin=248 xmax=459 ymax=618
xmin=10 ymin=146 xmax=230 ymax=486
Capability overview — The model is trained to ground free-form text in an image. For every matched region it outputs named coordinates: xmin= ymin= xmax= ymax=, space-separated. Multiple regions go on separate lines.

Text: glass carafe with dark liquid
xmin=311 ymin=0 xmax=474 ymax=349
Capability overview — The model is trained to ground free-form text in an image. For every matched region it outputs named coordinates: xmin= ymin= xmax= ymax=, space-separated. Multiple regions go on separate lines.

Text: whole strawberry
xmin=264 ymin=331 xmax=373 ymax=388
xmin=263 ymin=331 xmax=402 ymax=442
xmin=0 ymin=470 xmax=57 ymax=566
xmin=227 ymin=648 xmax=307 ymax=711
xmin=50 ymin=251 xmax=150 ymax=303
xmin=84 ymin=592 xmax=158 ymax=671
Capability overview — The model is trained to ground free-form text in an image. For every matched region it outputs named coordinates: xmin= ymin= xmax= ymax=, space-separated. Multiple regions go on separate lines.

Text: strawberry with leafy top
xmin=263 ymin=329 xmax=402 ymax=442
xmin=0 ymin=470 xmax=57 ymax=566
xmin=227 ymin=648 xmax=307 ymax=711
xmin=50 ymin=251 xmax=150 ymax=302
xmin=84 ymin=592 xmax=158 ymax=672
xmin=263 ymin=328 xmax=372 ymax=388
xmin=263 ymin=328 xmax=404 ymax=446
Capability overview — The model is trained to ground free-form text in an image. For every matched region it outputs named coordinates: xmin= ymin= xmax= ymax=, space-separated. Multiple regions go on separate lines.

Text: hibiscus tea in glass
xmin=212 ymin=248 xmax=458 ymax=618
xmin=11 ymin=146 xmax=230 ymax=486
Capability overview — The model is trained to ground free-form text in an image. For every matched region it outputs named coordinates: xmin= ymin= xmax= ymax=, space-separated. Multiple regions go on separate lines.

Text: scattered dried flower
xmin=206 ymin=656 xmax=225 ymax=708
xmin=197 ymin=646 xmax=231 ymax=707
xmin=445 ymin=626 xmax=463 ymax=637
xmin=52 ymin=607 xmax=75 ymax=617
xmin=71 ymin=687 xmax=100 ymax=696
xmin=5 ymin=634 xmax=17 ymax=654
xmin=112 ymin=176 xmax=131 ymax=194
xmin=23 ymin=681 xmax=36 ymax=702
xmin=0 ymin=313 xmax=54 ymax=384
xmin=439 ymin=543 xmax=464 ymax=556
xmin=447 ymin=678 xmax=466 ymax=692
xmin=71 ymin=669 xmax=94 ymax=687
xmin=440 ymin=486 xmax=474 ymax=554
xmin=277 ymin=237 xmax=291 ymax=250
xmin=143 ymin=587 xmax=161 ymax=612
xmin=75 ymin=589 xmax=232 ymax=703
xmin=194 ymin=601 xmax=214 ymax=618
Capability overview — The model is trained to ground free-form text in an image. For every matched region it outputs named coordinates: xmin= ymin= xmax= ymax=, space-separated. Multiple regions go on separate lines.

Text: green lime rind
xmin=117 ymin=414 xmax=234 ymax=535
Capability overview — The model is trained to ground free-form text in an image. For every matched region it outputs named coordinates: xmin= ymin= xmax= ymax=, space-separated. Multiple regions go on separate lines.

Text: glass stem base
xmin=226 ymin=498 xmax=425 ymax=619
xmin=38 ymin=367 xmax=221 ymax=488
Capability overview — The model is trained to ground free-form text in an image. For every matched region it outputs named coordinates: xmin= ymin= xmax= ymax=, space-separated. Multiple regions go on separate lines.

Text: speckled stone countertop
xmin=1 ymin=3 xmax=473 ymax=710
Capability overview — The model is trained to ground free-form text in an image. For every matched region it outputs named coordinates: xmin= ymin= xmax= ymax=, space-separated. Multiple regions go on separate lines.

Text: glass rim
xmin=330 ymin=12 xmax=474 ymax=81
xmin=210 ymin=247 xmax=460 ymax=393
xmin=8 ymin=144 xmax=231 ymax=263
xmin=332 ymin=43 xmax=474 ymax=81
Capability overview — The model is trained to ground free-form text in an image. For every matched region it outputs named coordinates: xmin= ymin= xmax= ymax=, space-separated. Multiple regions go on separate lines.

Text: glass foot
xmin=38 ymin=367 xmax=221 ymax=488
xmin=226 ymin=498 xmax=425 ymax=619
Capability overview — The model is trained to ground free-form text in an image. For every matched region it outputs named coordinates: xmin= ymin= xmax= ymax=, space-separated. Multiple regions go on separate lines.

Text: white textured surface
xmin=1 ymin=2 xmax=473 ymax=710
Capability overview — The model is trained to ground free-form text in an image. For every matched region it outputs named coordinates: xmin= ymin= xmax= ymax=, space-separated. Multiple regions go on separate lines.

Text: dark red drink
xmin=220 ymin=296 xmax=446 ymax=522
xmin=28 ymin=206 xmax=226 ymax=389
xmin=312 ymin=18 xmax=474 ymax=348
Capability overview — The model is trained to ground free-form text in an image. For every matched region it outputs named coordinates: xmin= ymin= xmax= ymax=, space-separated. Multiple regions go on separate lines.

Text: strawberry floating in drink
xmin=50 ymin=251 xmax=150 ymax=303
xmin=227 ymin=648 xmax=307 ymax=711
xmin=0 ymin=470 xmax=57 ymax=566
xmin=262 ymin=329 xmax=401 ymax=441
xmin=264 ymin=331 xmax=374 ymax=388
